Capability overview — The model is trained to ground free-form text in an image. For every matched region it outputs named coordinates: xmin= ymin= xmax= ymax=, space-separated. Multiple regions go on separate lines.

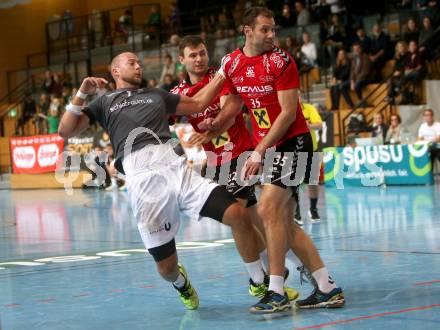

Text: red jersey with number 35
xmin=222 ymin=47 xmax=309 ymax=146
xmin=171 ymin=67 xmax=253 ymax=166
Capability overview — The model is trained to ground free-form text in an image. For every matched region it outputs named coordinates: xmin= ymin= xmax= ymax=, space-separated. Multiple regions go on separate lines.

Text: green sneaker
xmin=173 ymin=263 xmax=199 ymax=310
xmin=249 ymin=274 xmax=299 ymax=301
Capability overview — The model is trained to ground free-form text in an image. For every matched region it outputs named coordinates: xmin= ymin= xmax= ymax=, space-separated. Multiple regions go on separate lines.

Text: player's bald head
xmin=111 ymin=52 xmax=137 ymax=71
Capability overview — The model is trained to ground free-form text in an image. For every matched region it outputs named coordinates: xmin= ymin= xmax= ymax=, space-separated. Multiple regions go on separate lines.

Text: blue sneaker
xmin=295 ymin=287 xmax=345 ymax=309
xmin=249 ymin=290 xmax=291 ymax=314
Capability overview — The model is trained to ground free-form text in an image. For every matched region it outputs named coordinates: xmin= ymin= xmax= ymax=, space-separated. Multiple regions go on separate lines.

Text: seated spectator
xmin=369 ymin=23 xmax=391 ymax=82
xmin=387 ymin=41 xmax=409 ymax=102
xmin=402 ymin=40 xmax=426 ymax=103
xmin=284 ymin=35 xmax=304 ymax=71
xmin=324 ymin=14 xmax=346 ymax=64
xmin=15 ymin=91 xmax=36 ymax=135
xmin=159 ymin=54 xmax=176 ymax=84
xmin=330 ymin=49 xmax=351 ymax=110
xmin=119 ymin=9 xmax=133 ymax=32
xmin=341 ymin=43 xmax=373 ymax=108
xmin=370 ymin=112 xmax=389 ymax=142
xmin=312 ymin=0 xmax=331 ymax=23
xmin=41 ymin=70 xmax=54 ymax=94
xmin=402 ymin=18 xmax=420 ymax=44
xmin=144 ymin=5 xmax=161 ymax=38
xmin=160 ymin=73 xmax=178 ymax=92
xmin=295 ymin=1 xmax=311 ymax=26
xmin=352 ymin=26 xmax=371 ymax=54
xmin=169 ymin=2 xmax=181 ymax=35
xmin=37 ymin=92 xmax=50 ymax=134
xmin=423 ymin=0 xmax=439 ymax=27
xmin=419 ymin=16 xmax=435 ymax=55
xmin=418 ymin=109 xmax=440 ymax=142
xmin=301 ymin=31 xmax=318 ymax=67
xmin=278 ymin=3 xmax=296 ymax=28
xmin=385 ymin=114 xmax=402 ymax=144
xmin=51 ymin=73 xmax=63 ymax=97
xmin=148 ymin=78 xmax=158 ymax=88
xmin=37 ymin=100 xmax=61 ymax=134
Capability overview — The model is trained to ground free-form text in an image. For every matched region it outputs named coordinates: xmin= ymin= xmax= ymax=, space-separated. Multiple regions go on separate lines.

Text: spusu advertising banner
xmin=323 ymin=143 xmax=433 ymax=187
xmin=10 ymin=134 xmax=64 ymax=174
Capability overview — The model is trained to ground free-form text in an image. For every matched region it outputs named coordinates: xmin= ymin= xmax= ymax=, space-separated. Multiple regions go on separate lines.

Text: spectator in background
xmin=295 ymin=1 xmax=311 ymax=26
xmin=213 ymin=27 xmax=229 ymax=65
xmin=386 ymin=41 xmax=408 ymax=103
xmin=160 ymin=73 xmax=178 ymax=92
xmin=398 ymin=0 xmax=413 ymax=9
xmin=424 ymin=0 xmax=439 ymax=27
xmin=37 ymin=100 xmax=61 ymax=134
xmin=278 ymin=3 xmax=296 ymax=28
xmin=218 ymin=6 xmax=234 ymax=28
xmin=159 ymin=54 xmax=176 ymax=84
xmin=324 ymin=14 xmax=346 ymax=65
xmin=284 ymin=35 xmax=306 ymax=72
xmin=41 ymin=70 xmax=54 ymax=94
xmin=403 ymin=40 xmax=426 ymax=103
xmin=144 ymin=4 xmax=162 ymax=39
xmin=148 ymin=78 xmax=158 ymax=88
xmin=301 ymin=31 xmax=318 ymax=67
xmin=16 ymin=91 xmax=37 ymax=135
xmin=385 ymin=114 xmax=402 ymax=144
xmin=371 ymin=112 xmax=389 ymax=142
xmin=352 ymin=26 xmax=371 ymax=54
xmin=419 ymin=16 xmax=435 ymax=55
xmin=330 ymin=49 xmax=350 ymax=109
xmin=402 ymin=18 xmax=420 ymax=44
xmin=51 ymin=73 xmax=63 ymax=97
xmin=341 ymin=42 xmax=373 ymax=108
xmin=312 ymin=0 xmax=331 ymax=23
xmin=225 ymin=28 xmax=237 ymax=53
xmin=418 ymin=109 xmax=440 ymax=142
xmin=415 ymin=0 xmax=429 ymax=10
xmin=369 ymin=23 xmax=391 ymax=82
xmin=119 ymin=9 xmax=133 ymax=32
xmin=170 ymin=2 xmax=182 ymax=35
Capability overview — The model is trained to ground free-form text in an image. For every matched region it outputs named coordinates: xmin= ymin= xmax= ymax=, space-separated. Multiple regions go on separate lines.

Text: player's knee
xmin=223 ymin=203 xmax=252 ymax=230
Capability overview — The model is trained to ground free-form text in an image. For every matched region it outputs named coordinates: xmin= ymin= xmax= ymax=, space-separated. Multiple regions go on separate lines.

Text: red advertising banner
xmin=10 ymin=134 xmax=64 ymax=174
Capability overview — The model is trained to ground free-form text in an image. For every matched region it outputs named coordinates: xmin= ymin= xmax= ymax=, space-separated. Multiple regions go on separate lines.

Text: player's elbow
xmin=58 ymin=124 xmax=73 ymax=139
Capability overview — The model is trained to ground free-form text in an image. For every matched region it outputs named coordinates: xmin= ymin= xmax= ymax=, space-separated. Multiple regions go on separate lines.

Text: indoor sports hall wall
xmin=0 ymin=0 xmax=172 ymax=98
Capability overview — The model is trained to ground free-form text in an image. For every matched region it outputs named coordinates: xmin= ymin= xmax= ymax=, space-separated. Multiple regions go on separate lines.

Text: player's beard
xmin=122 ymin=73 xmax=142 ymax=87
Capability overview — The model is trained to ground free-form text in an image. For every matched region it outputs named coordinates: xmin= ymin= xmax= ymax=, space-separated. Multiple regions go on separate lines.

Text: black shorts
xmin=262 ymin=133 xmax=319 ymax=191
xmin=211 ymin=156 xmax=257 ymax=208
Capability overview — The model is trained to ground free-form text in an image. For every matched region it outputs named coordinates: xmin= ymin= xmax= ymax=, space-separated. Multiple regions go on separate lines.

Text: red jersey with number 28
xmin=222 ymin=47 xmax=309 ymax=146
xmin=171 ymin=67 xmax=253 ymax=166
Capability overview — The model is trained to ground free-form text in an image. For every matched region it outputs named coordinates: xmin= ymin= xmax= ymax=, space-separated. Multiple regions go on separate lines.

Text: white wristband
xmin=66 ymin=103 xmax=82 ymax=116
xmin=76 ymin=90 xmax=88 ymax=100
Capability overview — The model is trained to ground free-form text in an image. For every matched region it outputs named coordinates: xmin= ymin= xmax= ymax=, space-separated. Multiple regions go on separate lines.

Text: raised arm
xmin=176 ymin=73 xmax=226 ymax=115
xmin=58 ymin=77 xmax=108 ymax=138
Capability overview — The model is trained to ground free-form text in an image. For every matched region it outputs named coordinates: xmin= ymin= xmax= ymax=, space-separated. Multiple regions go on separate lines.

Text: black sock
xmin=310 ymin=198 xmax=318 ymax=210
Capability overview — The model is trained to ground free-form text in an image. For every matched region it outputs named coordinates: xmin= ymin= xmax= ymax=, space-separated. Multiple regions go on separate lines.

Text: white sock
xmin=312 ymin=267 xmax=337 ymax=293
xmin=259 ymin=249 xmax=269 ymax=272
xmin=268 ymin=275 xmax=285 ymax=295
xmin=245 ymin=260 xmax=265 ymax=284
xmin=286 ymin=250 xmax=303 ymax=268
xmin=173 ymin=273 xmax=186 ymax=288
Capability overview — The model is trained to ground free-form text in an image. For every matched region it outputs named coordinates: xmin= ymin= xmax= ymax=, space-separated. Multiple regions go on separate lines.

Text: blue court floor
xmin=0 ymin=183 xmax=439 ymax=330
